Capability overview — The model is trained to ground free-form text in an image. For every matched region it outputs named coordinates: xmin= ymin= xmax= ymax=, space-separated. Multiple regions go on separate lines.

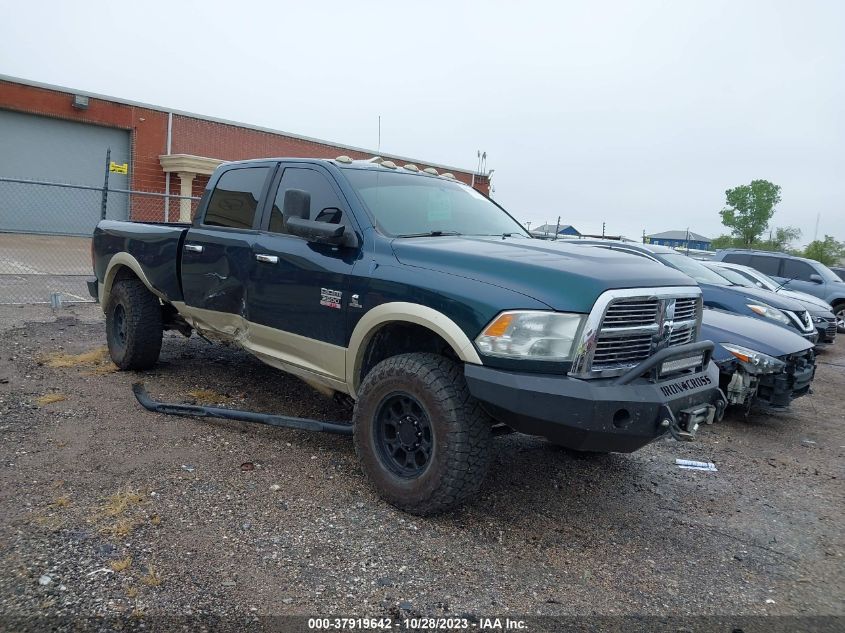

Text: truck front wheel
xmin=353 ymin=353 xmax=492 ymax=515
xmin=105 ymin=278 xmax=163 ymax=370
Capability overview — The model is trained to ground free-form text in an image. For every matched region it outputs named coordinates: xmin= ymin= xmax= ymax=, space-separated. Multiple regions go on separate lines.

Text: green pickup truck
xmin=90 ymin=157 xmax=726 ymax=514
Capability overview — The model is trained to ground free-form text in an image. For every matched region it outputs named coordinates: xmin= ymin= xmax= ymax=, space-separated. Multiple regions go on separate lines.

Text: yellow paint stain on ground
xmin=36 ymin=393 xmax=67 ymax=406
xmin=110 ymin=556 xmax=133 ymax=572
xmin=41 ymin=347 xmax=118 ymax=375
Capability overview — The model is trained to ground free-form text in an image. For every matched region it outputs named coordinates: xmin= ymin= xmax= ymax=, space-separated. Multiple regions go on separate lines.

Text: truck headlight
xmin=476 ymin=311 xmax=585 ymax=360
xmin=747 ymin=303 xmax=791 ymax=326
xmin=721 ymin=343 xmax=785 ymax=374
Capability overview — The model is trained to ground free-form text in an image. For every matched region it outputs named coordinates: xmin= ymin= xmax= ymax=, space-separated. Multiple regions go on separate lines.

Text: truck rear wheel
xmin=353 ymin=353 xmax=492 ymax=515
xmin=105 ymin=278 xmax=163 ymax=370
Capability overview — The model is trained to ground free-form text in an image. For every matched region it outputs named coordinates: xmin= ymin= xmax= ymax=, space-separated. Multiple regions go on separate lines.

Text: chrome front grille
xmin=569 ymin=288 xmax=703 ymax=378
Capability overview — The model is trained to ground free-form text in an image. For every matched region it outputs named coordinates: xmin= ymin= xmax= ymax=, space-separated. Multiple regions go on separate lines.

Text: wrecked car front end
xmin=702 ymin=309 xmax=816 ymax=411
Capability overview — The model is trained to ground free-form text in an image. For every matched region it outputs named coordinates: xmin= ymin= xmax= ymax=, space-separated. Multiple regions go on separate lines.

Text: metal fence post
xmin=101 ymin=147 xmax=111 ymax=220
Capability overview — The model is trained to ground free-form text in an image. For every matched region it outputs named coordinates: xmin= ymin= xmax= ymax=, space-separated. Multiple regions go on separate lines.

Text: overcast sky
xmin=2 ymin=0 xmax=843 ymax=245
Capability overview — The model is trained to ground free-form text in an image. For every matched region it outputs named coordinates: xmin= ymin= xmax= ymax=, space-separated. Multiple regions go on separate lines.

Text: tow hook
xmin=658 ymin=403 xmax=713 ymax=442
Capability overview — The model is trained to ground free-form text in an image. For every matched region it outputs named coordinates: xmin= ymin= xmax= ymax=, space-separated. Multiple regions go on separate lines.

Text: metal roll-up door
xmin=0 ymin=109 xmax=130 ymax=235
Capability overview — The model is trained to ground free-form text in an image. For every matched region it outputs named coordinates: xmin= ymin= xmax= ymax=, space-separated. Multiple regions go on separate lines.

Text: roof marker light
xmin=335 ymin=155 xmax=353 ymax=164
xmin=369 ymin=156 xmax=384 ymax=164
xmin=441 ymin=172 xmax=456 ymax=179
xmin=381 ymin=160 xmax=397 ymax=169
xmin=423 ymin=167 xmax=439 ymax=175
xmin=404 ymin=164 xmax=419 ymax=172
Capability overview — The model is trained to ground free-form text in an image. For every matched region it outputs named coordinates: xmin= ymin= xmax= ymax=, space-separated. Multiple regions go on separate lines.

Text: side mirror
xmin=286 ymin=216 xmax=345 ymax=245
xmin=282 ymin=189 xmax=311 ymax=226
xmin=809 ymin=273 xmax=823 ymax=284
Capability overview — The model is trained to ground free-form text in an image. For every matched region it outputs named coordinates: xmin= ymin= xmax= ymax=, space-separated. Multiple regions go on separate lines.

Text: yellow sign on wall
xmin=109 ymin=161 xmax=128 ymax=174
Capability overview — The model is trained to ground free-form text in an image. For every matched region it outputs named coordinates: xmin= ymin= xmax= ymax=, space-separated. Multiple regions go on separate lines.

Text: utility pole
xmin=602 ymin=221 xmax=606 ymax=237
xmin=525 ymin=221 xmax=531 ymax=231
xmin=686 ymin=227 xmax=690 ymax=255
xmin=814 ymin=213 xmax=820 ymax=241
xmin=554 ymin=216 xmax=561 ymax=240
xmin=642 ymin=229 xmax=646 ymax=244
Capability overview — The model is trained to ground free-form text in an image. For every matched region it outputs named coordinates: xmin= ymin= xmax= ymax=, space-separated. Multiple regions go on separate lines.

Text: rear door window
xmin=722 ymin=253 xmax=751 ymax=265
xmin=204 ymin=167 xmax=271 ymax=229
xmin=781 ymin=258 xmax=816 ymax=281
xmin=749 ymin=255 xmax=781 ymax=276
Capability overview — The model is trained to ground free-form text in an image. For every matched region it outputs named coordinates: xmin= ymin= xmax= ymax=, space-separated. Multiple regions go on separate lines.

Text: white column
xmin=177 ymin=172 xmax=196 ymax=222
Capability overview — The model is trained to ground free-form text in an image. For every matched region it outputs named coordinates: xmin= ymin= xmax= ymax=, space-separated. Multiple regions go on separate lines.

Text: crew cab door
xmin=180 ymin=164 xmax=274 ymax=329
xmin=245 ymin=164 xmax=361 ymax=381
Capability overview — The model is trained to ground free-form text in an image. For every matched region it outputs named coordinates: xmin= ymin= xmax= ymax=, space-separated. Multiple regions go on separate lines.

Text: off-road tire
xmin=353 ymin=353 xmax=492 ymax=515
xmin=105 ymin=278 xmax=163 ymax=370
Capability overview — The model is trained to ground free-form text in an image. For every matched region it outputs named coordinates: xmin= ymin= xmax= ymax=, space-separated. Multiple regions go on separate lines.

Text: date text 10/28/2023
xmin=307 ymin=617 xmax=528 ymax=630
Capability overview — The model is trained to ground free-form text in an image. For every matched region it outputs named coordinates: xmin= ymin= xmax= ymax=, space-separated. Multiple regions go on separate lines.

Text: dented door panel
xmin=181 ymin=227 xmax=257 ymax=319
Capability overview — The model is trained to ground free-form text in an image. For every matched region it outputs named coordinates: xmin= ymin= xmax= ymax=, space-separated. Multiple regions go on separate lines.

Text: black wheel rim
xmin=374 ymin=392 xmax=433 ymax=478
xmin=113 ymin=304 xmax=127 ymax=347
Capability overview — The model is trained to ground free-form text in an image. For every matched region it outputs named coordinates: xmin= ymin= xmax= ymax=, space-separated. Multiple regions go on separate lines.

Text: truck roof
xmin=218 ymin=156 xmax=465 ymax=182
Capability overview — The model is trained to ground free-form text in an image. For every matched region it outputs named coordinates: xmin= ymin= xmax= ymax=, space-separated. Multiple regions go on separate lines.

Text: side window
xmin=722 ymin=253 xmax=751 ymax=265
xmin=749 ymin=255 xmax=780 ymax=276
xmin=203 ymin=167 xmax=270 ymax=229
xmin=267 ymin=168 xmax=345 ymax=234
xmin=782 ymin=259 xmax=815 ymax=281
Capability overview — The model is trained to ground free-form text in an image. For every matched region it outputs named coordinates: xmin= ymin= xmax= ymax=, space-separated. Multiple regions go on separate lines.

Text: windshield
xmin=659 ymin=253 xmax=732 ymax=285
xmin=734 ymin=267 xmax=778 ymax=291
xmin=343 ymin=169 xmax=530 ymax=238
xmin=706 ymin=264 xmax=754 ymax=287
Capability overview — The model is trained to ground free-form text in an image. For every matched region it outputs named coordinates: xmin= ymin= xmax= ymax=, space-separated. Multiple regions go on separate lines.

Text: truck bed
xmin=92 ymin=220 xmax=190 ymax=303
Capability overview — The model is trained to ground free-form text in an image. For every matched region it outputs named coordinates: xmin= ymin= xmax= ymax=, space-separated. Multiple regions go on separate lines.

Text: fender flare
xmin=100 ymin=253 xmax=164 ymax=310
xmin=345 ymin=302 xmax=482 ymax=397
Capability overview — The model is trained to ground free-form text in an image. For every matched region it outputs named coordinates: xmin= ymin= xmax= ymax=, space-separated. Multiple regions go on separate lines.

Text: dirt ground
xmin=0 ymin=304 xmax=842 ymax=630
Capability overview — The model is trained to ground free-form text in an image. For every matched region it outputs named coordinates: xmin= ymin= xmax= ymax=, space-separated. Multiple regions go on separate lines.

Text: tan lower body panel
xmin=171 ymin=302 xmax=349 ymax=395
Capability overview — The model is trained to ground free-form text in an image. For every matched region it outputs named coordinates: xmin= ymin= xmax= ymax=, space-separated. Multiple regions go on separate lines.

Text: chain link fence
xmin=0 ymin=177 xmax=200 ymax=305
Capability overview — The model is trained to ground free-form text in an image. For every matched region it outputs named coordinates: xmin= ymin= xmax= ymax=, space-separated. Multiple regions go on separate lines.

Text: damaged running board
xmin=132 ymin=383 xmax=353 ymax=436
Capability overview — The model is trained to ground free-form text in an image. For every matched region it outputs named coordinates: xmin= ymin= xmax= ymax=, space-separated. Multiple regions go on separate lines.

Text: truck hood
xmin=702 ymin=308 xmax=813 ymax=362
xmin=391 ymin=236 xmax=697 ymax=312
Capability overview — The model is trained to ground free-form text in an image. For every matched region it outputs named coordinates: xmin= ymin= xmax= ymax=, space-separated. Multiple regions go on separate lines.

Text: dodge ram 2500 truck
xmin=89 ymin=156 xmax=726 ymax=514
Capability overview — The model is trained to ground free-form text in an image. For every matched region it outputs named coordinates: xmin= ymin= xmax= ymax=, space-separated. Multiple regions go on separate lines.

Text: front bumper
xmin=465 ymin=343 xmax=726 ymax=453
xmin=756 ymin=350 xmax=816 ymax=408
xmin=814 ymin=318 xmax=837 ymax=344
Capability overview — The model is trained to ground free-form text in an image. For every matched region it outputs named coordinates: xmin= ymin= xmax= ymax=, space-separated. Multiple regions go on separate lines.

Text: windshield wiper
xmin=396 ymin=230 xmax=462 ymax=238
xmin=776 ymin=275 xmax=798 ymax=291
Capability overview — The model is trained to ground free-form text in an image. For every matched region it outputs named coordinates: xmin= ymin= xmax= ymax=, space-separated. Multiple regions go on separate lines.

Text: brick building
xmin=0 ymin=75 xmax=489 ymax=234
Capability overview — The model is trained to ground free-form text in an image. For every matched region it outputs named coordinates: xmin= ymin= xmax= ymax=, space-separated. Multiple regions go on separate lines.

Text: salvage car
xmin=705 ymin=261 xmax=837 ymax=345
xmin=713 ymin=249 xmax=845 ymax=334
xmin=570 ymin=241 xmax=819 ymax=343
xmin=700 ymin=309 xmax=815 ymax=411
xmin=89 ymin=157 xmax=726 ymax=514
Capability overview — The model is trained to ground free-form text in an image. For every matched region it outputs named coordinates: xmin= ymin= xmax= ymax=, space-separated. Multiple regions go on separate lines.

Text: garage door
xmin=0 ymin=109 xmax=130 ymax=235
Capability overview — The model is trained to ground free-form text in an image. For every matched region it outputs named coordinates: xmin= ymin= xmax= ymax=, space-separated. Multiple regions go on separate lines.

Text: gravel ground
xmin=0 ymin=304 xmax=842 ymax=630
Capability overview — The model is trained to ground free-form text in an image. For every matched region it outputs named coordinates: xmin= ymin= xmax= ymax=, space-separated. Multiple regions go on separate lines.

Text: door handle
xmin=184 ymin=244 xmax=204 ymax=253
xmin=255 ymin=254 xmax=279 ymax=264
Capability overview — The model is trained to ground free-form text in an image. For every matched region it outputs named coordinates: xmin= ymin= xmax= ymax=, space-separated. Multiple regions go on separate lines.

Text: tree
xmin=802 ymin=235 xmax=845 ymax=266
xmin=719 ymin=180 xmax=782 ymax=246
xmin=710 ymin=234 xmax=735 ymax=250
xmin=770 ymin=226 xmax=801 ymax=252
xmin=710 ymin=226 xmax=799 ymax=252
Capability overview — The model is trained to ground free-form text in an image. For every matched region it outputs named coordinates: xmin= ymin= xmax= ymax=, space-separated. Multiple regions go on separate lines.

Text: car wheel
xmin=835 ymin=303 xmax=845 ymax=334
xmin=353 ymin=353 xmax=492 ymax=515
xmin=105 ymin=277 xmax=163 ymax=370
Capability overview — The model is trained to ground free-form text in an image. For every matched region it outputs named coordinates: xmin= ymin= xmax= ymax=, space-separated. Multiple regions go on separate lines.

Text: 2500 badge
xmin=659 ymin=374 xmax=712 ymax=398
